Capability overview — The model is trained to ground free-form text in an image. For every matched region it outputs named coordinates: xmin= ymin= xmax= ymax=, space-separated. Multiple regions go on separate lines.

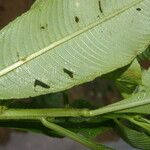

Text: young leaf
xmin=0 ymin=0 xmax=150 ymax=99
xmin=115 ymin=120 xmax=150 ymax=150
xmin=118 ymin=68 xmax=150 ymax=114
xmin=138 ymin=45 xmax=150 ymax=60
xmin=116 ymin=60 xmax=142 ymax=97
xmin=102 ymin=59 xmax=142 ymax=98
xmin=125 ymin=116 xmax=150 ymax=134
xmin=142 ymin=68 xmax=150 ymax=88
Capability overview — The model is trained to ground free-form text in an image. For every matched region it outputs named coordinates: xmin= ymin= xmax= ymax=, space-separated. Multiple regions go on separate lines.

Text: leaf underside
xmin=0 ymin=0 xmax=150 ymax=99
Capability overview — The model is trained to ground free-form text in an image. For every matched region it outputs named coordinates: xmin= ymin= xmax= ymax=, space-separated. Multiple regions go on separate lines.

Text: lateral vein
xmin=0 ymin=0 xmax=143 ymax=77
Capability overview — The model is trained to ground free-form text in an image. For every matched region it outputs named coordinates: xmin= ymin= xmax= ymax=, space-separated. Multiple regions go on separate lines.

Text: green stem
xmin=0 ymin=108 xmax=90 ymax=120
xmin=122 ymin=115 xmax=150 ymax=134
xmin=0 ymin=92 xmax=149 ymax=120
xmin=41 ymin=118 xmax=112 ymax=150
xmin=90 ymin=97 xmax=150 ymax=116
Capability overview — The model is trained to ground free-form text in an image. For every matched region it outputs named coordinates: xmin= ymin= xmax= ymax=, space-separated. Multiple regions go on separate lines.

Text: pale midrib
xmin=0 ymin=0 xmax=143 ymax=77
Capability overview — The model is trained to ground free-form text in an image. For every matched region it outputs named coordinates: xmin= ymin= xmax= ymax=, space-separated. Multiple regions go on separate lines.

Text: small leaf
xmin=115 ymin=120 xmax=150 ymax=150
xmin=138 ymin=45 xmax=150 ymax=60
xmin=116 ymin=60 xmax=142 ymax=97
xmin=102 ymin=59 xmax=142 ymax=98
xmin=131 ymin=116 xmax=150 ymax=134
xmin=142 ymin=68 xmax=150 ymax=88
xmin=117 ymin=68 xmax=150 ymax=114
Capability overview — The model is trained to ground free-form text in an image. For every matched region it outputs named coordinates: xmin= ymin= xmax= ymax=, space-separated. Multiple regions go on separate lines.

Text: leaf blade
xmin=116 ymin=120 xmax=150 ymax=150
xmin=0 ymin=0 xmax=150 ymax=99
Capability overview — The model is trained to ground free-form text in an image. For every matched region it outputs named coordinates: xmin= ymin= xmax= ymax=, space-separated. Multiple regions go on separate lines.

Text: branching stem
xmin=0 ymin=95 xmax=149 ymax=120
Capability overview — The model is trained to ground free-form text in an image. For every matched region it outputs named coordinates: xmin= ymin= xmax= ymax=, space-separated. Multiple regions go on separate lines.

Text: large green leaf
xmin=0 ymin=0 xmax=150 ymax=99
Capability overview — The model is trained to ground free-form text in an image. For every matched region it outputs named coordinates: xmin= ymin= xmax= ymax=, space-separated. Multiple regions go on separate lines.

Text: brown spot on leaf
xmin=63 ymin=68 xmax=74 ymax=78
xmin=97 ymin=15 xmax=100 ymax=18
xmin=98 ymin=1 xmax=103 ymax=13
xmin=40 ymin=24 xmax=48 ymax=30
xmin=34 ymin=79 xmax=50 ymax=89
xmin=75 ymin=16 xmax=79 ymax=23
xmin=136 ymin=8 xmax=141 ymax=11
xmin=41 ymin=26 xmax=45 ymax=29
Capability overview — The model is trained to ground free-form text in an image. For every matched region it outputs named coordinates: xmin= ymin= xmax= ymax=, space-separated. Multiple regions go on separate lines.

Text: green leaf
xmin=71 ymin=127 xmax=109 ymax=139
xmin=116 ymin=60 xmax=142 ymax=97
xmin=117 ymin=68 xmax=150 ymax=114
xmin=100 ymin=68 xmax=150 ymax=115
xmin=101 ymin=59 xmax=142 ymax=99
xmin=102 ymin=59 xmax=142 ymax=84
xmin=0 ymin=0 xmax=150 ymax=99
xmin=47 ymin=116 xmax=112 ymax=140
xmin=126 ymin=116 xmax=150 ymax=134
xmin=58 ymin=117 xmax=112 ymax=140
xmin=138 ymin=45 xmax=150 ymax=60
xmin=119 ymin=60 xmax=142 ymax=85
xmin=142 ymin=68 xmax=150 ymax=88
xmin=115 ymin=120 xmax=150 ymax=150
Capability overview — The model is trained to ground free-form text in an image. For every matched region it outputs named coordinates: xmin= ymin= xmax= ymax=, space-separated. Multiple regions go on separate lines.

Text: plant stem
xmin=0 ymin=95 xmax=149 ymax=120
xmin=90 ymin=96 xmax=150 ymax=116
xmin=122 ymin=115 xmax=150 ymax=134
xmin=0 ymin=108 xmax=90 ymax=120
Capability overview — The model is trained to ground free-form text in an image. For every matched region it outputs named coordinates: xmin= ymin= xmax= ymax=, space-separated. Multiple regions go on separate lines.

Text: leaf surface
xmin=116 ymin=67 xmax=150 ymax=114
xmin=0 ymin=0 xmax=150 ymax=99
xmin=116 ymin=120 xmax=150 ymax=150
